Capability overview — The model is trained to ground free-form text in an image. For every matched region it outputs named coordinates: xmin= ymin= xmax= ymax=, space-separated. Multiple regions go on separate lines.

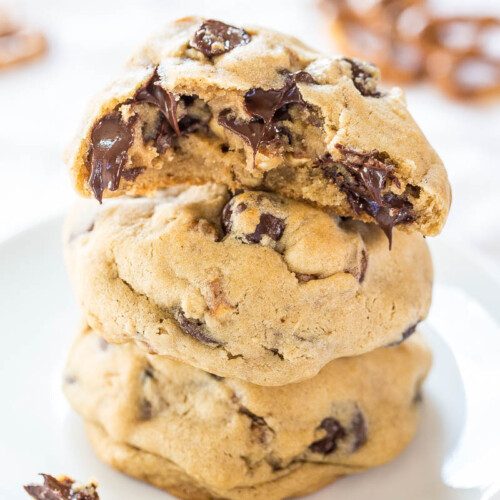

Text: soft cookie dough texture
xmin=66 ymin=16 xmax=451 ymax=239
xmin=64 ymin=324 xmax=432 ymax=500
xmin=64 ymin=184 xmax=433 ymax=386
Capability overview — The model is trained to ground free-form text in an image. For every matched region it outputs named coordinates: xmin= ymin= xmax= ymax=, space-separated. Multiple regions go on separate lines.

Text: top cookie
xmin=66 ymin=16 xmax=451 ymax=242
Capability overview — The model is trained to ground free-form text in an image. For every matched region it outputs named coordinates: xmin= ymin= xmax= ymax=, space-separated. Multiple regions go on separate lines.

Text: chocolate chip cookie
xmin=64 ymin=324 xmax=431 ymax=500
xmin=65 ymin=16 xmax=451 ymax=241
xmin=64 ymin=184 xmax=432 ymax=386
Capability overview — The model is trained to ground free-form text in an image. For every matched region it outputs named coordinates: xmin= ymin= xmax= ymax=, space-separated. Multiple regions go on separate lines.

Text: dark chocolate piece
xmin=135 ymin=72 xmax=181 ymax=136
xmin=321 ymin=145 xmax=416 ymax=247
xmin=24 ymin=474 xmax=99 ymax=500
xmin=309 ymin=417 xmax=346 ymax=454
xmin=246 ymin=213 xmax=286 ymax=243
xmin=221 ymin=199 xmax=248 ymax=234
xmin=88 ymin=113 xmax=134 ymax=202
xmin=387 ymin=324 xmax=419 ymax=347
xmin=350 ymin=410 xmax=367 ymax=451
xmin=239 ymin=407 xmax=272 ymax=443
xmin=121 ymin=167 xmax=146 ymax=182
xmin=190 ymin=20 xmax=251 ymax=57
xmin=218 ymin=71 xmax=315 ymax=158
xmin=176 ymin=309 xmax=220 ymax=345
xmin=359 ymin=249 xmax=368 ymax=283
xmin=343 ymin=57 xmax=382 ymax=97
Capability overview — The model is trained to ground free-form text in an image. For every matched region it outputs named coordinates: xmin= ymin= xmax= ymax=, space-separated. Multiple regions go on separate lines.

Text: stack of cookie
xmin=62 ymin=17 xmax=450 ymax=500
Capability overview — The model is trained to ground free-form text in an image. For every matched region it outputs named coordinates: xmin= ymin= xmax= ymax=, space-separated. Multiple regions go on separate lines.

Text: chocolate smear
xmin=309 ymin=418 xmax=346 ymax=455
xmin=218 ymin=71 xmax=315 ymax=159
xmin=350 ymin=410 xmax=367 ymax=451
xmin=191 ymin=20 xmax=251 ymax=57
xmin=246 ymin=213 xmax=286 ymax=243
xmin=321 ymin=145 xmax=416 ymax=247
xmin=88 ymin=113 xmax=134 ymax=202
xmin=176 ymin=309 xmax=221 ymax=346
xmin=239 ymin=407 xmax=272 ymax=443
xmin=343 ymin=57 xmax=382 ymax=97
xmin=24 ymin=474 xmax=99 ymax=500
xmin=135 ymin=72 xmax=181 ymax=136
xmin=121 ymin=166 xmax=146 ymax=182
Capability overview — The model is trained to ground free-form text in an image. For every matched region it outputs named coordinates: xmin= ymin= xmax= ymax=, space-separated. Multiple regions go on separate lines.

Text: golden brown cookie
xmin=64 ymin=324 xmax=432 ymax=500
xmin=64 ymin=185 xmax=433 ymax=385
xmin=65 ymin=16 xmax=451 ymax=239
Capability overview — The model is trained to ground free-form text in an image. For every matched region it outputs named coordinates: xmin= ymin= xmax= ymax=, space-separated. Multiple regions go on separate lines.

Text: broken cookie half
xmin=66 ymin=16 xmax=451 ymax=242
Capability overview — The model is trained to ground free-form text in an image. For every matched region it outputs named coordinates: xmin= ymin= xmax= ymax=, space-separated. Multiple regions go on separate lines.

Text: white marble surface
xmin=0 ymin=0 xmax=499 ymax=267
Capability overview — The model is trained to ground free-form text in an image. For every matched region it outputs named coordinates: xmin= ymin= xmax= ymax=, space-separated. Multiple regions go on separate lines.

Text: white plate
xmin=0 ymin=218 xmax=499 ymax=500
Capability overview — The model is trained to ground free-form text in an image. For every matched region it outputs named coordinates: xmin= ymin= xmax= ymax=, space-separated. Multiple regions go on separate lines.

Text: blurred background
xmin=0 ymin=0 xmax=499 ymax=269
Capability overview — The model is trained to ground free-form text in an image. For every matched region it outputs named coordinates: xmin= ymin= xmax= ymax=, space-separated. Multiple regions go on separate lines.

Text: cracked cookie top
xmin=64 ymin=184 xmax=433 ymax=385
xmin=65 ymin=16 xmax=451 ymax=239
xmin=64 ymin=324 xmax=431 ymax=499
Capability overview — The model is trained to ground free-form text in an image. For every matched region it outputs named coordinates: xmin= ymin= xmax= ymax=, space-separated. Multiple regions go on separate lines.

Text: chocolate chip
xmin=343 ymin=57 xmax=382 ymax=97
xmin=135 ymin=72 xmax=181 ymax=136
xmin=87 ymin=113 xmax=134 ymax=202
xmin=209 ymin=373 xmax=225 ymax=381
xmin=309 ymin=418 xmax=346 ymax=455
xmin=359 ymin=249 xmax=368 ymax=283
xmin=121 ymin=166 xmax=146 ymax=182
xmin=221 ymin=199 xmax=248 ymax=234
xmin=24 ymin=474 xmax=99 ymax=500
xmin=218 ymin=71 xmax=315 ymax=158
xmin=239 ymin=406 xmax=272 ymax=444
xmin=320 ymin=145 xmax=416 ymax=248
xmin=387 ymin=323 xmax=418 ymax=346
xmin=176 ymin=309 xmax=221 ymax=346
xmin=246 ymin=213 xmax=286 ymax=243
xmin=134 ymin=71 xmax=182 ymax=154
xmin=350 ymin=410 xmax=367 ymax=451
xmin=190 ymin=20 xmax=251 ymax=57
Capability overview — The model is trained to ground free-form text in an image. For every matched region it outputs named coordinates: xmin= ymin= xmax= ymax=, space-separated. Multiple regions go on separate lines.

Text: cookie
xmin=64 ymin=324 xmax=432 ymax=500
xmin=65 ymin=16 xmax=451 ymax=240
xmin=64 ymin=184 xmax=433 ymax=386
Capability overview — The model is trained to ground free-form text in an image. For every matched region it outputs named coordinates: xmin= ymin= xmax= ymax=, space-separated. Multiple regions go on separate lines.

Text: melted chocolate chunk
xmin=134 ymin=72 xmax=182 ymax=154
xmin=350 ymin=411 xmax=367 ymax=451
xmin=387 ymin=324 xmax=419 ymax=347
xmin=88 ymin=113 xmax=134 ymax=202
xmin=176 ymin=309 xmax=220 ymax=345
xmin=246 ymin=213 xmax=286 ymax=243
xmin=218 ymin=71 xmax=315 ymax=158
xmin=24 ymin=474 xmax=99 ymax=500
xmin=191 ymin=20 xmax=251 ymax=57
xmin=343 ymin=57 xmax=382 ymax=98
xmin=135 ymin=72 xmax=181 ymax=136
xmin=321 ymin=145 xmax=416 ymax=247
xmin=121 ymin=166 xmax=146 ymax=182
xmin=309 ymin=418 xmax=346 ymax=455
xmin=221 ymin=199 xmax=248 ymax=234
